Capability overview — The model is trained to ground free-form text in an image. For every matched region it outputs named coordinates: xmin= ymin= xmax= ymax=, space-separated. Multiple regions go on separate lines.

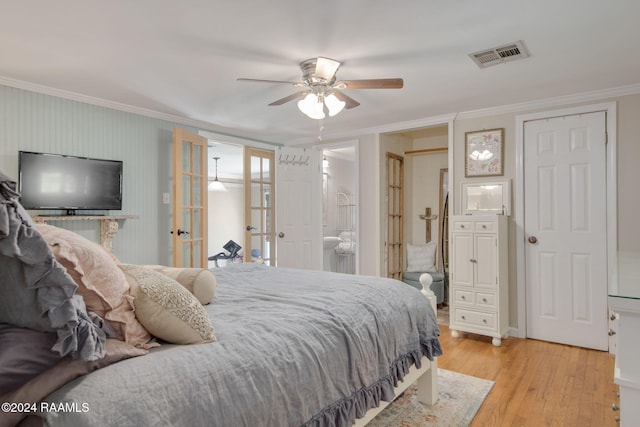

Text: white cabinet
xmin=449 ymin=215 xmax=508 ymax=346
xmin=608 ymin=251 xmax=640 ymax=426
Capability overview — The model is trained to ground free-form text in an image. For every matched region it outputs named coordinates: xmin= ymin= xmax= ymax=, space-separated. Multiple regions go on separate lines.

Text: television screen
xmin=18 ymin=151 xmax=123 ymax=214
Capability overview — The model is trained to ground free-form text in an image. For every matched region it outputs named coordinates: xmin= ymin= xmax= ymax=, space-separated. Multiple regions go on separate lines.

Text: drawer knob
xmin=461 ymin=315 xmax=466 ymax=320
xmin=482 ymin=298 xmax=487 ymax=303
xmin=461 ymin=295 xmax=466 ymax=300
xmin=608 ymin=329 xmax=616 ymax=336
xmin=482 ymin=225 xmax=487 ymax=228
xmin=482 ymin=319 xmax=487 ymax=324
xmin=470 ymin=259 xmax=477 ymax=263
xmin=460 ymin=224 xmax=465 ymax=228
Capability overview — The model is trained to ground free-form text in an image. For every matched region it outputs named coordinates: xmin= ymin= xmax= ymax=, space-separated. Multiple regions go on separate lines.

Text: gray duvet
xmin=39 ymin=263 xmax=441 ymax=427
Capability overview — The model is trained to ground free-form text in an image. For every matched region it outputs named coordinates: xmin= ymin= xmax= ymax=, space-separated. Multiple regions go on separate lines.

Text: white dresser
xmin=449 ymin=215 xmax=508 ymax=346
xmin=608 ymin=251 xmax=640 ymax=426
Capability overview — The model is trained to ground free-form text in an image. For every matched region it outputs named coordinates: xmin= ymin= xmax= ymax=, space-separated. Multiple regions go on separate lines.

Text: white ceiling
xmin=2 ymin=1 xmax=640 ymax=146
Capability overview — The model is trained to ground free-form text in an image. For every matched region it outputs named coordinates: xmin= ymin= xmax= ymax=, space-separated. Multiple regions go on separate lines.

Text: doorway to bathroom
xmin=322 ymin=141 xmax=358 ymax=274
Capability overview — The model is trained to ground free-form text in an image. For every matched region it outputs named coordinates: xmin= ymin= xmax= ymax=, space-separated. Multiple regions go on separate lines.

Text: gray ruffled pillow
xmin=0 ymin=170 xmax=106 ymax=361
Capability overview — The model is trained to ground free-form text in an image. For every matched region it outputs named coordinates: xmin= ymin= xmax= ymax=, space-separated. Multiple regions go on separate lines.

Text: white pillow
xmin=406 ymin=242 xmax=437 ymax=272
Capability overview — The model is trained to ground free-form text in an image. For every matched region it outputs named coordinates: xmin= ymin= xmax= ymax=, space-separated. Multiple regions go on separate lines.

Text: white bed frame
xmin=353 ymin=287 xmax=440 ymax=426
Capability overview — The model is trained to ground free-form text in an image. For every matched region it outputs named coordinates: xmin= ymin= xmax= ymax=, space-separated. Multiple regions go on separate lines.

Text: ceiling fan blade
xmin=332 ymin=90 xmax=360 ymax=109
xmin=268 ymin=91 xmax=309 ymax=106
xmin=315 ymin=57 xmax=341 ymax=81
xmin=334 ymin=78 xmax=404 ymax=90
xmin=237 ymin=78 xmax=303 ymax=86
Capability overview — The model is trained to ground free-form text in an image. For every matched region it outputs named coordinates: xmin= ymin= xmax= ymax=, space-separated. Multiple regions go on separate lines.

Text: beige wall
xmin=356 ymin=134 xmax=380 ymax=276
xmin=315 ymin=91 xmax=640 ymax=289
xmin=616 ymin=94 xmax=640 ymax=251
xmin=408 ymin=127 xmax=448 ymax=252
xmin=452 ymin=92 xmax=640 ymax=329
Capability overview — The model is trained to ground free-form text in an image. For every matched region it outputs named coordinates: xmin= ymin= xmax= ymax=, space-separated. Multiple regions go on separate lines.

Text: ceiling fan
xmin=237 ymin=57 xmax=403 ymax=119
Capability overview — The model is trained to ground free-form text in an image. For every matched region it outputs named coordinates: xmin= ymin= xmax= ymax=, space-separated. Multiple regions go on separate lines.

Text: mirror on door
xmin=322 ymin=144 xmax=357 ymax=274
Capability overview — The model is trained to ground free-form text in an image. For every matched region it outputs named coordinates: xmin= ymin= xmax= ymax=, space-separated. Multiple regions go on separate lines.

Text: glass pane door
xmin=172 ymin=127 xmax=208 ymax=267
xmin=244 ymin=147 xmax=275 ymax=265
xmin=386 ymin=152 xmax=404 ymax=279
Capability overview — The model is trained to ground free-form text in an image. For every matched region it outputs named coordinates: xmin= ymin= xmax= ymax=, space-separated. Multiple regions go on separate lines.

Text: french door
xmin=172 ymin=127 xmax=208 ymax=267
xmin=386 ymin=152 xmax=404 ymax=280
xmin=244 ymin=147 xmax=276 ymax=265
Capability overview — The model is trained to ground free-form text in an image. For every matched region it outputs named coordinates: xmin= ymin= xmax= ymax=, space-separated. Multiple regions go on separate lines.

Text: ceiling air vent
xmin=469 ymin=40 xmax=530 ymax=69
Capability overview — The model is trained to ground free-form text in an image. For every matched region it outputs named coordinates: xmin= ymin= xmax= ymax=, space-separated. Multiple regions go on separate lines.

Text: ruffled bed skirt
xmin=302 ymin=337 xmax=443 ymax=427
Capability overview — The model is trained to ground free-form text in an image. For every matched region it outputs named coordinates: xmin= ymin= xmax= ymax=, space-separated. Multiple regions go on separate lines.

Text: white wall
xmin=207 ymin=185 xmax=245 ymax=268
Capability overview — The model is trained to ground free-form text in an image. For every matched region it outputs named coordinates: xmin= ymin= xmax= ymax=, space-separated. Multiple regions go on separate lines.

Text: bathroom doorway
xmin=322 ymin=141 xmax=358 ymax=274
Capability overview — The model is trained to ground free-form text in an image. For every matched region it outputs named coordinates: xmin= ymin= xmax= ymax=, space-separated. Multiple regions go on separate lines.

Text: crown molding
xmin=4 ymin=74 xmax=640 ymax=145
xmin=455 ymin=83 xmax=640 ymax=120
xmin=291 ymin=113 xmax=458 ymax=145
xmin=0 ymin=75 xmax=275 ymax=145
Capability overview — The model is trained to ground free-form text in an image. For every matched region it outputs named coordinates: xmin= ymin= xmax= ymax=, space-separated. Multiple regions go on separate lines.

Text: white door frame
xmin=514 ymin=101 xmax=617 ymax=338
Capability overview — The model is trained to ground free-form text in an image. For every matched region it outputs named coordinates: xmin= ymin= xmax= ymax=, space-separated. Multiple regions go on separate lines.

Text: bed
xmin=0 ymin=172 xmax=442 ymax=427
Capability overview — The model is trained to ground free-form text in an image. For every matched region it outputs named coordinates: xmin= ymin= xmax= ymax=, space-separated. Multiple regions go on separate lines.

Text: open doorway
xmin=206 ymin=142 xmax=244 ymax=268
xmin=322 ymin=142 xmax=358 ymax=274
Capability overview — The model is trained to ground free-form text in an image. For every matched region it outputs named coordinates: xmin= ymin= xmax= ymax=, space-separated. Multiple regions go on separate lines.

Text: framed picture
xmin=465 ymin=128 xmax=504 ymax=177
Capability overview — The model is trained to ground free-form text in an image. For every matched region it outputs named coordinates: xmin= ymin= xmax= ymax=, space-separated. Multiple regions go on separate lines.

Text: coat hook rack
xmin=278 ymin=153 xmax=310 ymax=166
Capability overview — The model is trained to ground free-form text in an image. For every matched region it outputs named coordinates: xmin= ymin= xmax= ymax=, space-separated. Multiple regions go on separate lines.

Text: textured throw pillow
xmin=0 ymin=173 xmax=105 ymax=361
xmin=36 ymin=224 xmax=154 ymax=349
xmin=406 ymin=242 xmax=437 ymax=272
xmin=120 ymin=264 xmax=216 ymax=344
xmin=142 ymin=265 xmax=217 ymax=304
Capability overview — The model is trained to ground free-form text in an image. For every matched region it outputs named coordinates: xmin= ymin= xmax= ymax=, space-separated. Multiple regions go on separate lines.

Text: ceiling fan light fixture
xmin=298 ymin=93 xmax=325 ymax=119
xmin=324 ymin=93 xmax=346 ymax=117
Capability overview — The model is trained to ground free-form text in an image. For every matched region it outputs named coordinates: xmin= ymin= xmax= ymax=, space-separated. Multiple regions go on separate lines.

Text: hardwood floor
xmin=436 ymin=324 xmax=619 ymax=427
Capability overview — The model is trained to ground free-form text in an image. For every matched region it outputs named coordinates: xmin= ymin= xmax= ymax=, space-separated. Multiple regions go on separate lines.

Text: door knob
xmin=176 ymin=229 xmax=189 ymax=236
xmin=278 ymin=232 xmax=285 ymax=238
xmin=246 ymin=225 xmax=256 ymax=231
xmin=528 ymin=236 xmax=538 ymax=244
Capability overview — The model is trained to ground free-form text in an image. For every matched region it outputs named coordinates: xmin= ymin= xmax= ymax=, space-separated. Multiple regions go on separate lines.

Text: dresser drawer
xmin=452 ymin=289 xmax=474 ymax=304
xmin=452 ymin=220 xmax=473 ymax=231
xmin=453 ymin=308 xmax=496 ymax=330
xmin=475 ymin=291 xmax=496 ymax=309
xmin=475 ymin=221 xmax=495 ymax=232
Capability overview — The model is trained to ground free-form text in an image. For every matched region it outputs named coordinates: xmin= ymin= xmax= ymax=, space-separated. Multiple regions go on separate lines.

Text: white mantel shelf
xmin=33 ymin=215 xmax=138 ymax=252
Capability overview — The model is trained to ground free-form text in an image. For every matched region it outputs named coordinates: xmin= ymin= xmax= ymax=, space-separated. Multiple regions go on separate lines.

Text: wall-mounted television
xmin=18 ymin=151 xmax=123 ymax=216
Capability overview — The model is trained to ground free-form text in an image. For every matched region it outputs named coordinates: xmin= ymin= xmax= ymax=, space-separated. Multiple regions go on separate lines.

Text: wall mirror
xmin=461 ymin=180 xmax=511 ymax=216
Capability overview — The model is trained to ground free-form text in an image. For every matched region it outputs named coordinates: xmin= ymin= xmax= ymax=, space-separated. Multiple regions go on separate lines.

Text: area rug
xmin=368 ymin=369 xmax=494 ymax=427
xmin=437 ymin=304 xmax=449 ymax=327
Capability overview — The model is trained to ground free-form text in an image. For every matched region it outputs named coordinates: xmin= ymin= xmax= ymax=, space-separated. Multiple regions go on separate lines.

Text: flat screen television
xmin=18 ymin=151 xmax=123 ymax=215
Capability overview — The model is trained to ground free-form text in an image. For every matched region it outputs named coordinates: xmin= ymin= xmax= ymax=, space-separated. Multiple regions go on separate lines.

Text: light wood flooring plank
xmin=436 ymin=325 xmax=619 ymax=427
